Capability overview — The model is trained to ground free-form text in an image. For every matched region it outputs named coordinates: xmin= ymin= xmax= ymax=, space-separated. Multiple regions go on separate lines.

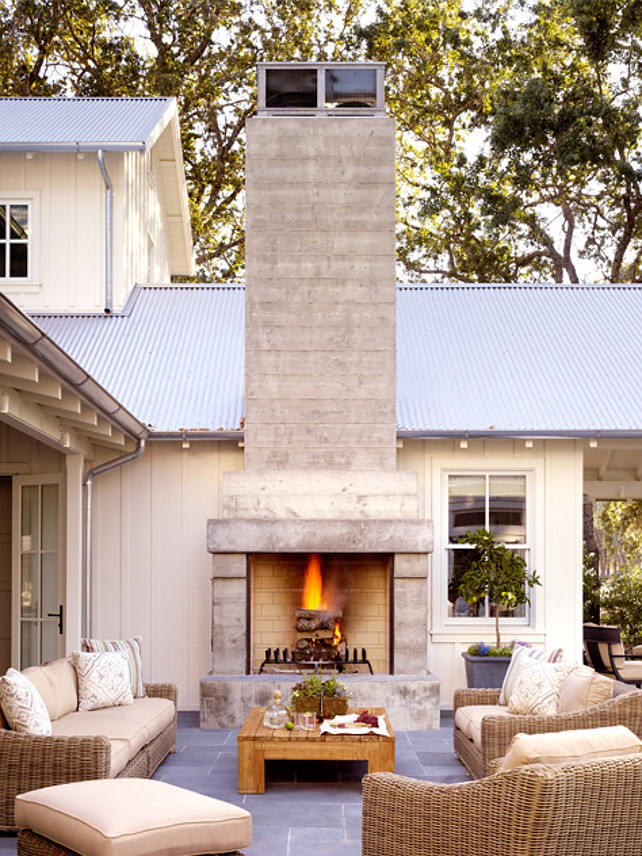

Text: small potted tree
xmin=458 ymin=528 xmax=541 ymax=687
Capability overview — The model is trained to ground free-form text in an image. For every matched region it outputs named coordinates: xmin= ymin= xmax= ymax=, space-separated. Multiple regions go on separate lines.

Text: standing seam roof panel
xmin=0 ymin=97 xmax=175 ymax=149
xmin=32 ymin=283 xmax=642 ymax=436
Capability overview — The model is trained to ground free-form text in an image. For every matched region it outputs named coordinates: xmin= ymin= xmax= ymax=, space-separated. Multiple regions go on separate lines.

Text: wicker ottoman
xmin=15 ymin=778 xmax=252 ymax=856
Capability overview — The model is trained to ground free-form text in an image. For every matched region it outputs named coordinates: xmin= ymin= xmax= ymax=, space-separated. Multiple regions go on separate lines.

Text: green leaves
xmin=6 ymin=0 xmax=642 ymax=283
xmin=458 ymin=527 xmax=540 ymax=648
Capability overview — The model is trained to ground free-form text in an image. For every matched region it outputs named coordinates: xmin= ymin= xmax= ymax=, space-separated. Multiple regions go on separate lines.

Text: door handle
xmin=47 ymin=605 xmax=64 ymax=635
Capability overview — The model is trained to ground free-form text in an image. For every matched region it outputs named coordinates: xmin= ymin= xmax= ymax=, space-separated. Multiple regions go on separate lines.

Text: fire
xmin=302 ymin=553 xmax=326 ymax=610
xmin=332 ymin=621 xmax=341 ymax=646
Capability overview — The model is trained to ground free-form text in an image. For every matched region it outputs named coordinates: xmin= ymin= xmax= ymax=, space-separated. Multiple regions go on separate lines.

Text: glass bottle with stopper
xmin=263 ymin=689 xmax=289 ymax=728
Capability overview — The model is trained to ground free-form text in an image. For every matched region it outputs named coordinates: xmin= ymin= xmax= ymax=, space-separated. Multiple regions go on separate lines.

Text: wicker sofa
xmin=0 ymin=657 xmax=177 ymax=831
xmin=453 ymin=679 xmax=642 ymax=779
xmin=362 ymin=754 xmax=642 ymax=856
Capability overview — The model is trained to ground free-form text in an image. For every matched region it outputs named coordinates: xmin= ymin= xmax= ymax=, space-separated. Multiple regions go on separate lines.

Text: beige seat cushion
xmin=15 ymin=779 xmax=252 ymax=856
xmin=455 ymin=705 xmax=513 ymax=748
xmin=51 ymin=697 xmax=175 ymax=777
xmin=22 ymin=658 xmax=78 ymax=721
xmin=557 ymin=666 xmax=613 ymax=712
xmin=614 ymin=660 xmax=642 ymax=682
xmin=498 ymin=724 xmax=642 ymax=773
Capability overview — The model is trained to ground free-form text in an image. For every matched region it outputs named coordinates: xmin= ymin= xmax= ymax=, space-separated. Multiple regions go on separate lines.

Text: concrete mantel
xmin=207 ymin=517 xmax=433 ymax=555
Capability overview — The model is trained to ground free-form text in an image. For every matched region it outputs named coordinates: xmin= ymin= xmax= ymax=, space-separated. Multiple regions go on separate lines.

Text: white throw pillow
xmin=507 ymin=659 xmax=575 ymax=715
xmin=73 ymin=650 xmax=133 ymax=711
xmin=0 ymin=668 xmax=52 ymax=735
xmin=498 ymin=725 xmax=642 ymax=772
xmin=499 ymin=644 xmax=564 ymax=705
xmin=557 ymin=665 xmax=613 ymax=713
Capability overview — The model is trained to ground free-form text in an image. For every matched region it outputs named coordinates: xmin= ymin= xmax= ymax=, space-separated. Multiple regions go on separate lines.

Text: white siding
xmin=89 ymin=436 xmax=583 ymax=711
xmin=1 ymin=147 xmax=172 ymax=314
xmin=399 ymin=437 xmax=584 ymax=707
xmin=90 ymin=440 xmax=244 ymax=709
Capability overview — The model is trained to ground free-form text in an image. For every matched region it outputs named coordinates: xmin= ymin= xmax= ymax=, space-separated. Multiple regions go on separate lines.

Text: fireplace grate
xmin=259 ymin=646 xmax=373 ymax=674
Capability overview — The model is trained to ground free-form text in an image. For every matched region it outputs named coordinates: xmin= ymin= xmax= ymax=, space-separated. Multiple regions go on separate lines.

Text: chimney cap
xmin=256 ymin=62 xmax=386 ymax=116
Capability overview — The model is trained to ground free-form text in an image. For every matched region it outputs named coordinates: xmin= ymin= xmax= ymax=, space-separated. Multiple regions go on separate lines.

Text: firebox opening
xmin=249 ymin=552 xmax=391 ymax=675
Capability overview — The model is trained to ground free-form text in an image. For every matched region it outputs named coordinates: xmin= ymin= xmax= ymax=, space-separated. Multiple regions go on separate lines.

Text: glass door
xmin=13 ymin=475 xmax=64 ymax=668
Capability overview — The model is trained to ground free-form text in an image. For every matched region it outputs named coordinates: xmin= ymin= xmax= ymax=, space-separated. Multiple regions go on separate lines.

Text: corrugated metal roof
xmin=397 ymin=284 xmax=642 ymax=435
xmin=31 ymin=283 xmax=642 ymax=437
xmin=0 ymin=97 xmax=176 ymax=151
xmin=33 ymin=286 xmax=245 ymax=433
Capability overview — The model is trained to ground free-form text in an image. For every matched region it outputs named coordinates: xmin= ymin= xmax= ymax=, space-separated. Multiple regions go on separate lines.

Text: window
xmin=0 ymin=201 xmax=30 ymax=279
xmin=446 ymin=473 xmax=532 ymax=620
xmin=257 ymin=62 xmax=386 ymax=115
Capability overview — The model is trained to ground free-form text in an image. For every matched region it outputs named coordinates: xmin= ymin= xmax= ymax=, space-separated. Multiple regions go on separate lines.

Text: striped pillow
xmin=81 ymin=637 xmax=145 ymax=698
xmin=499 ymin=644 xmax=564 ymax=705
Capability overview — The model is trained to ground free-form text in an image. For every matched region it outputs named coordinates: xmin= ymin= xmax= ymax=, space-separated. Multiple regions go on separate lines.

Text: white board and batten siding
xmin=399 ymin=437 xmax=584 ymax=706
xmin=1 ymin=149 xmax=172 ymax=314
xmin=90 ymin=440 xmax=244 ymax=711
xmin=89 ymin=436 xmax=582 ymax=710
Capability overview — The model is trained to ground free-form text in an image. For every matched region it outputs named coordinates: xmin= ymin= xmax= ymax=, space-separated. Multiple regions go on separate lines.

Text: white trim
xmin=434 ymin=463 xmax=538 ymax=637
xmin=0 ymin=191 xmax=40 ymax=286
xmin=12 ymin=473 xmax=66 ymax=669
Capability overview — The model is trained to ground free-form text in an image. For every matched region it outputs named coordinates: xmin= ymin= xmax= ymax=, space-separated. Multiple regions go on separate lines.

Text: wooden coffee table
xmin=237 ymin=706 xmax=395 ymax=794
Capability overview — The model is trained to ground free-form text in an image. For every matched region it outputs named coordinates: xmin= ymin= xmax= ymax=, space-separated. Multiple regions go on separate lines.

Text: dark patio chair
xmin=583 ymin=624 xmax=642 ymax=688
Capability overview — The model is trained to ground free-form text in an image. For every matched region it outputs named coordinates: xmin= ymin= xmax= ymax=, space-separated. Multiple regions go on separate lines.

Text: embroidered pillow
xmin=80 ymin=637 xmax=145 ymax=698
xmin=507 ymin=659 xmax=575 ymax=715
xmin=499 ymin=644 xmax=564 ymax=705
xmin=73 ymin=651 xmax=133 ymax=711
xmin=0 ymin=668 xmax=52 ymax=735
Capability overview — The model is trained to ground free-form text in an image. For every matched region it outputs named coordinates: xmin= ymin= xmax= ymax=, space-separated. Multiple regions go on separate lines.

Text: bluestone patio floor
xmin=0 ymin=710 xmax=468 ymax=856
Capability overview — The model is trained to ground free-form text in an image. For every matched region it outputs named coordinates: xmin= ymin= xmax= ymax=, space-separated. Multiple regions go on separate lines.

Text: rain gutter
xmin=396 ymin=430 xmax=642 ymax=440
xmin=96 ymin=150 xmax=113 ymax=313
xmin=82 ymin=439 xmax=146 ymax=637
xmin=0 ymin=293 xmax=147 ymax=439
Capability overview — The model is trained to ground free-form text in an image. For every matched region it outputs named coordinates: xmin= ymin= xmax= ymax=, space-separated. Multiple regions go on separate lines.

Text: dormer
xmin=0 ymin=97 xmax=194 ymax=314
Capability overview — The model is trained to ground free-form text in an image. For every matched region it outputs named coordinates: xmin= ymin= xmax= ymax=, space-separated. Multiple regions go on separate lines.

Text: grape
xmin=355 ymin=710 xmax=379 ymax=727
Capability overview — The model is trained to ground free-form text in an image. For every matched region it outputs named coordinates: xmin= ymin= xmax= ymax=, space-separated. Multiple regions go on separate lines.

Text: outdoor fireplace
xmin=251 ymin=552 xmax=390 ymax=674
xmin=201 ymin=63 xmax=438 ymax=730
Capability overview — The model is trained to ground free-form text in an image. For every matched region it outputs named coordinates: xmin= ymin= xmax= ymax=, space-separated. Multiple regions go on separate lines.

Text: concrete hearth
xmin=200 ymin=674 xmax=440 ymax=730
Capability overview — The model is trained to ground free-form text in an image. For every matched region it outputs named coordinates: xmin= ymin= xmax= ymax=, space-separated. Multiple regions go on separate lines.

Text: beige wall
xmin=398 ymin=437 xmax=584 ymax=706
xmin=0 ymin=148 xmax=172 ymax=314
xmin=90 ymin=440 xmax=243 ymax=710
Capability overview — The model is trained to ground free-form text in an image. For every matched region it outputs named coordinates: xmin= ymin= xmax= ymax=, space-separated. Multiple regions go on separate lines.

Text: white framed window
xmin=445 ymin=472 xmax=533 ymax=624
xmin=0 ymin=192 xmax=39 ymax=286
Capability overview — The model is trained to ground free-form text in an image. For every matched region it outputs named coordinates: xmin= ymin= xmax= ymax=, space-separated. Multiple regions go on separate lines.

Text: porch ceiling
xmin=584 ymin=439 xmax=642 ymax=499
xmin=0 ymin=295 xmax=147 ymax=460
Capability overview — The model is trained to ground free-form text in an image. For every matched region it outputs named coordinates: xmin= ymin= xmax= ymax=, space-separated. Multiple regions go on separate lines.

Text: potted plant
xmin=458 ymin=528 xmax=541 ymax=687
xmin=290 ymin=671 xmax=349 ymax=718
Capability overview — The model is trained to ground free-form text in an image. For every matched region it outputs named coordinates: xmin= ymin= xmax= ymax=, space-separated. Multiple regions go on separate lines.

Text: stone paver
xmin=0 ymin=711 xmax=468 ymax=856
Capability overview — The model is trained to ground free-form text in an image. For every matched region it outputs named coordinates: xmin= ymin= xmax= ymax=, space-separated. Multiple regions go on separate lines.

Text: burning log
xmin=295 ymin=607 xmax=342 ymax=633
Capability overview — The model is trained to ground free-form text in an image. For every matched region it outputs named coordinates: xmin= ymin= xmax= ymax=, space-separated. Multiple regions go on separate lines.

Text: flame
xmin=332 ymin=621 xmax=341 ymax=647
xmin=302 ymin=553 xmax=326 ymax=609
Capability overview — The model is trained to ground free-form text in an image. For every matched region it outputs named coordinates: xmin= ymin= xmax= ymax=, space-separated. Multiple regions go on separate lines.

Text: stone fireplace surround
xmin=200 ymin=93 xmax=440 ymax=730
xmin=200 ymin=513 xmax=439 ymax=730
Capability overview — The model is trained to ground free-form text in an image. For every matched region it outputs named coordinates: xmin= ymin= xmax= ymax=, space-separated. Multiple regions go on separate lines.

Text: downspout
xmin=82 ymin=438 xmax=146 ymax=637
xmin=96 ymin=149 xmax=113 ymax=314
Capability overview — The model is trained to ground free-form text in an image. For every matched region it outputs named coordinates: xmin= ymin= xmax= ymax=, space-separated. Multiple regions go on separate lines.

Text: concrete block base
xmin=199 ymin=673 xmax=440 ymax=731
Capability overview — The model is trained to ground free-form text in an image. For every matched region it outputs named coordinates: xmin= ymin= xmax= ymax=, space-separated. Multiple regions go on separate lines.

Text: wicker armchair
xmin=453 ymin=681 xmax=642 ymax=779
xmin=362 ymin=754 xmax=642 ymax=856
xmin=0 ymin=682 xmax=177 ymax=831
